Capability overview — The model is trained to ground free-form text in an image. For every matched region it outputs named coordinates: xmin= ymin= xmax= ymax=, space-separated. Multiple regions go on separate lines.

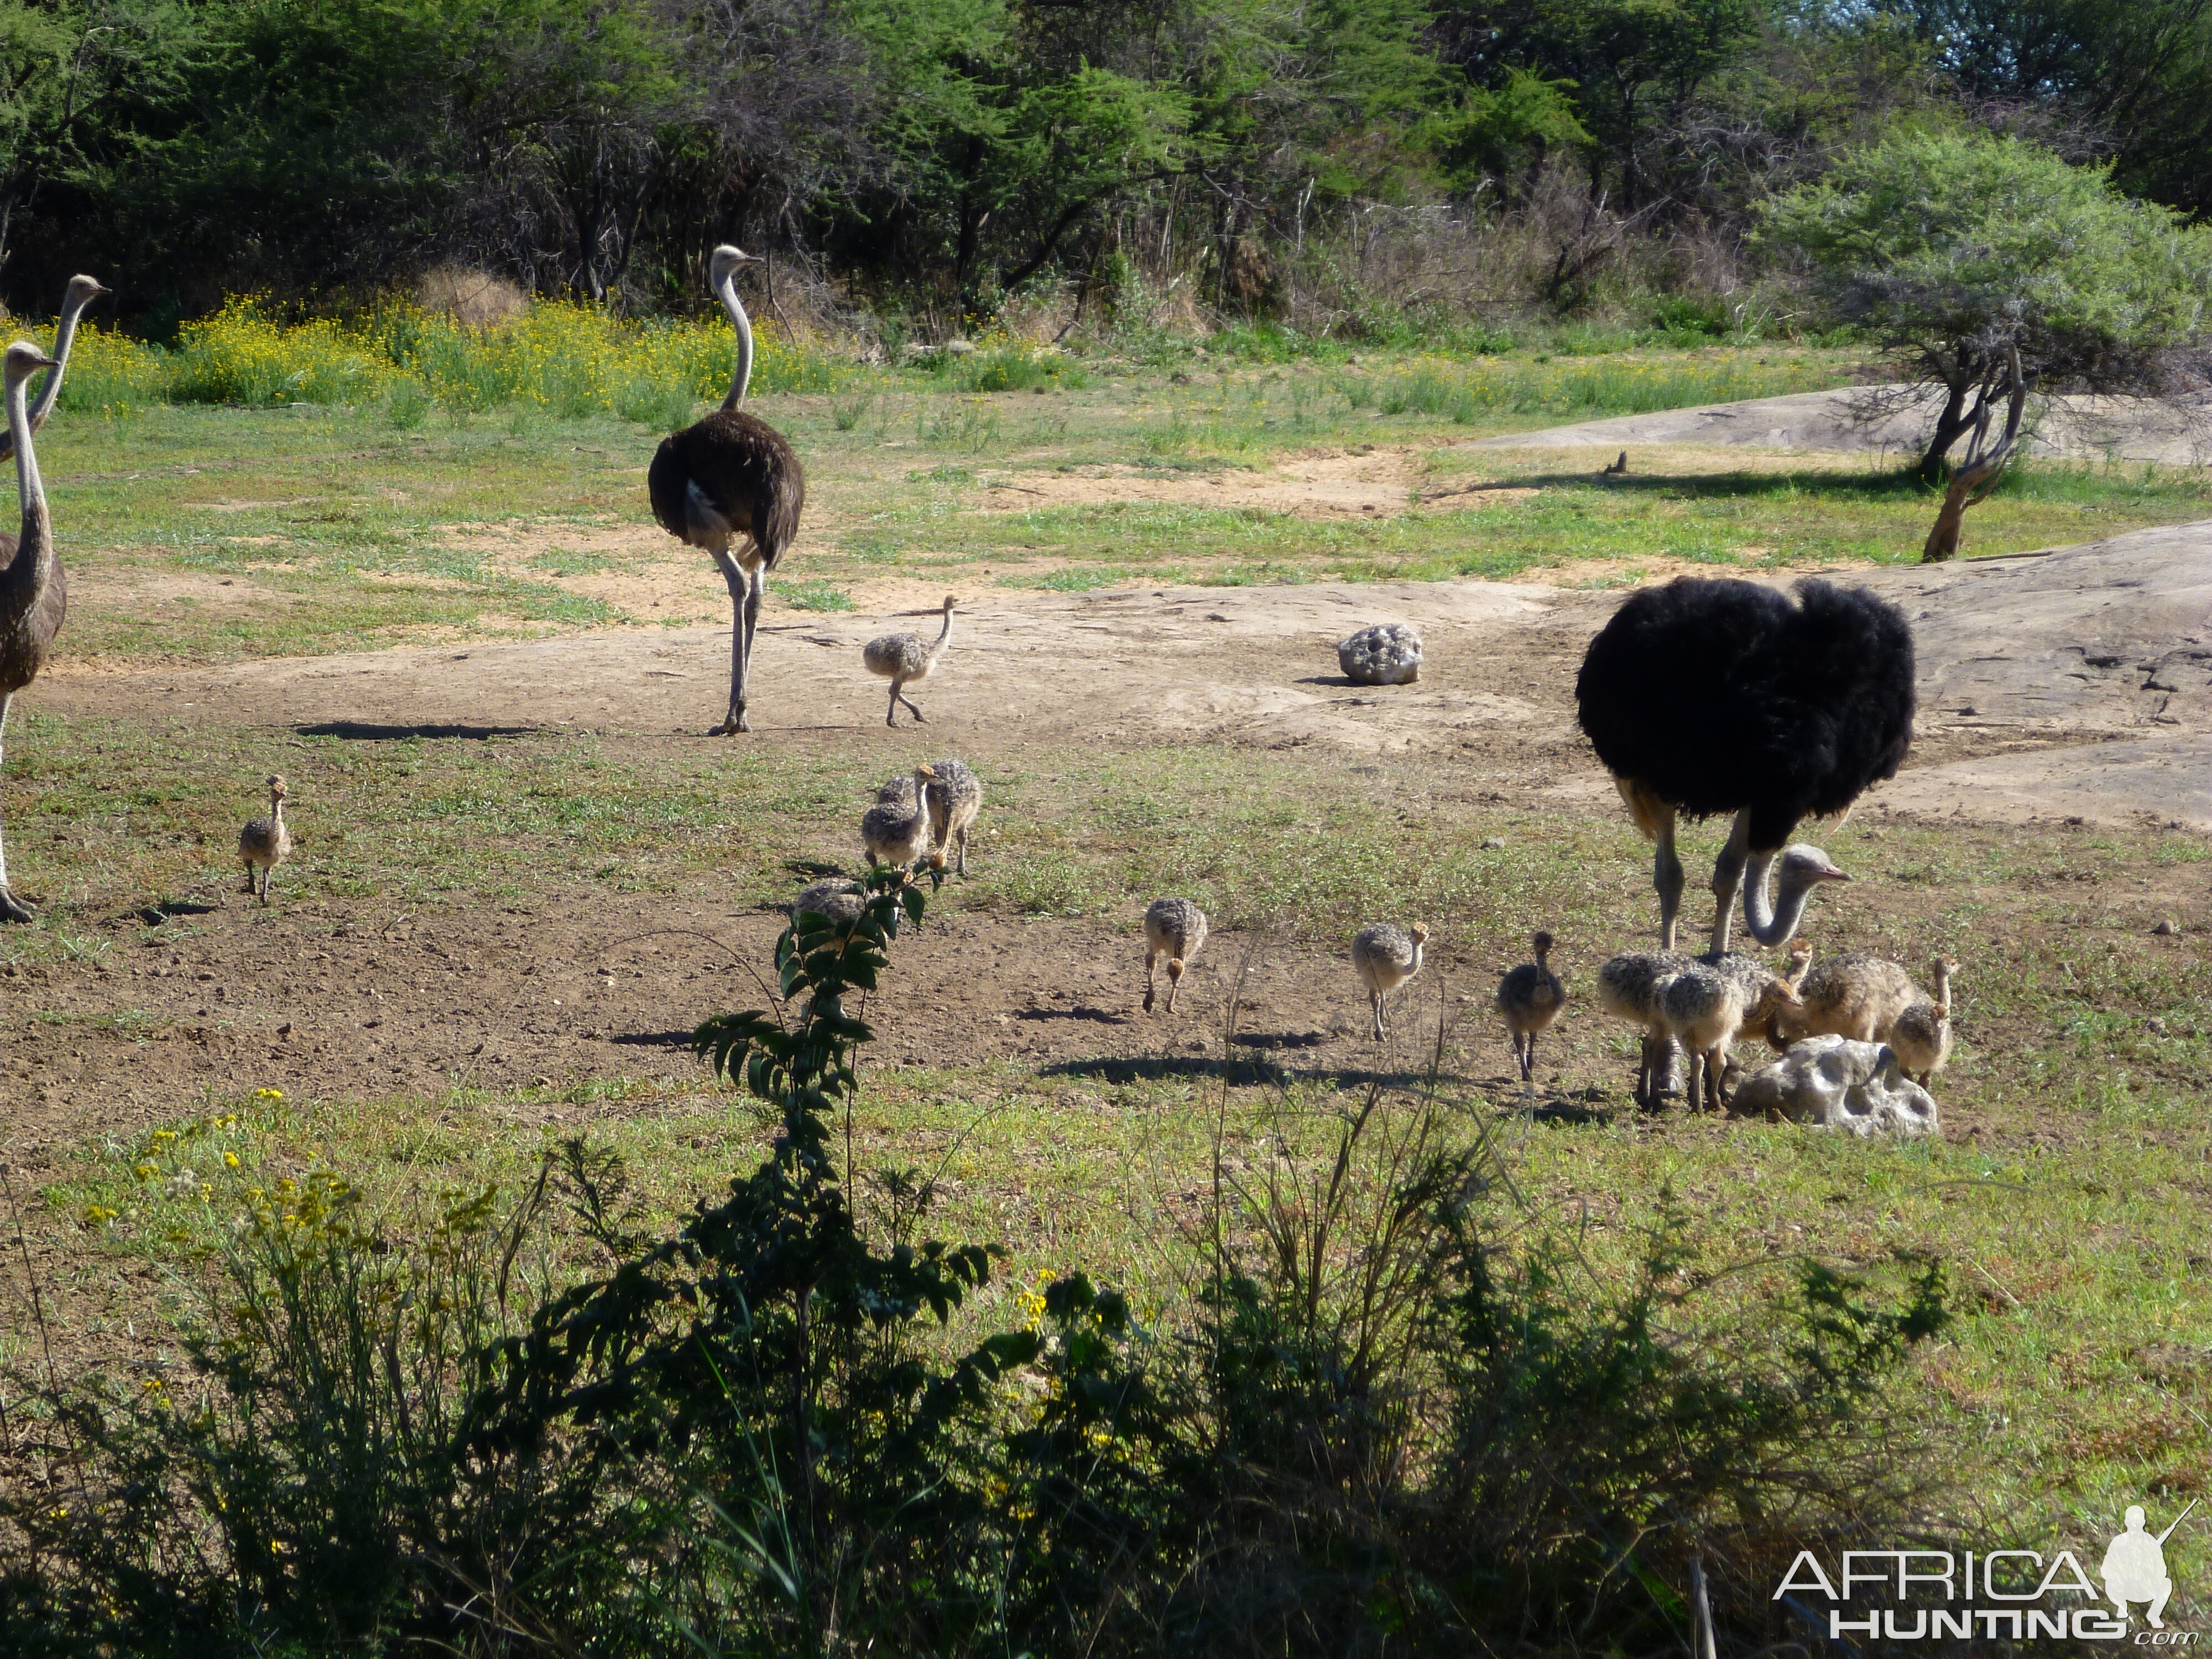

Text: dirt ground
xmin=6 ymin=518 xmax=2208 ymax=1173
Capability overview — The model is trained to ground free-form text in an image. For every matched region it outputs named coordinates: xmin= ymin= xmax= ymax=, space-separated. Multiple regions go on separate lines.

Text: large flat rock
xmin=1472 ymin=386 xmax=2212 ymax=466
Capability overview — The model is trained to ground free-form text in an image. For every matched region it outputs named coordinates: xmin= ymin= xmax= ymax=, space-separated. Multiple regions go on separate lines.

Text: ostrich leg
xmin=711 ymin=546 xmax=753 ymax=734
xmin=0 ymin=693 xmax=29 ymax=923
xmin=1708 ymin=810 xmax=1754 ymax=954
xmin=742 ymin=564 xmax=764 ymax=698
xmin=1652 ymin=805 xmax=1686 ymax=951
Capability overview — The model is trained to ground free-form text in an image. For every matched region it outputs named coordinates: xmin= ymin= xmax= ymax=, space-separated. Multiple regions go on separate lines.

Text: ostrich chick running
xmin=1354 ymin=922 xmax=1430 ymax=1042
xmin=860 ymin=762 xmax=938 ymax=872
xmin=1495 ymin=930 xmax=1567 ymax=1091
xmin=238 ymin=775 xmax=293 ymax=905
xmin=1142 ymin=898 xmax=1208 ymax=1014
xmin=863 ymin=596 xmax=957 ymax=727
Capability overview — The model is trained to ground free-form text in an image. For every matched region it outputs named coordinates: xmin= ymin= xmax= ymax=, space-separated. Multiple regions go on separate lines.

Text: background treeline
xmin=1 ymin=0 xmax=2209 ymax=335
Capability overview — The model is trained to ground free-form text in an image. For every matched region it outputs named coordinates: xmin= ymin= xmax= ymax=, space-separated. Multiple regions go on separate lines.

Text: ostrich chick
xmin=1746 ymin=938 xmax=1817 ymax=1053
xmin=1886 ymin=956 xmax=1958 ymax=1087
xmin=1785 ymin=951 xmax=1919 ymax=1045
xmin=792 ymin=879 xmax=865 ymax=927
xmin=863 ymin=596 xmax=957 ymax=727
xmin=1353 ymin=922 xmax=1430 ymax=1041
xmin=922 ymin=758 xmax=984 ymax=875
xmin=1597 ymin=951 xmax=1694 ymax=1105
xmin=1495 ymin=930 xmax=1567 ymax=1090
xmin=1660 ymin=962 xmax=1801 ymax=1113
xmin=860 ymin=762 xmax=938 ymax=872
xmin=238 ymin=775 xmax=293 ymax=905
xmin=1142 ymin=897 xmax=1208 ymax=1014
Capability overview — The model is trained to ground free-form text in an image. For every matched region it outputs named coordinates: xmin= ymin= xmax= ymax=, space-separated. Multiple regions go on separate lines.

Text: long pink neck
xmin=1741 ymin=854 xmax=1818 ymax=947
xmin=1 ymin=369 xmax=51 ymax=618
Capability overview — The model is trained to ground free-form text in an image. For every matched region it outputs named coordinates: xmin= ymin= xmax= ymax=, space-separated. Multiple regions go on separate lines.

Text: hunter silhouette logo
xmin=2105 ymin=1501 xmax=2195 ymax=1631
xmin=1772 ymin=1500 xmax=2200 ymax=1641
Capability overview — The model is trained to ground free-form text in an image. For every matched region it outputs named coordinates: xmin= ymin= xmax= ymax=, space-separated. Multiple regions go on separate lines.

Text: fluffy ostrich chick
xmin=1495 ymin=929 xmax=1567 ymax=1089
xmin=237 ymin=775 xmax=293 ymax=905
xmin=1660 ymin=962 xmax=1801 ymax=1113
xmin=1142 ymin=898 xmax=1208 ymax=1014
xmin=1353 ymin=922 xmax=1430 ymax=1042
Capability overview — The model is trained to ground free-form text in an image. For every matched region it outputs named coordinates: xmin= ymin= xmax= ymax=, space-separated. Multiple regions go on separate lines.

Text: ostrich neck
xmin=913 ymin=769 xmax=931 ymax=825
xmin=28 ymin=295 xmax=88 ymax=429
xmin=1740 ymin=853 xmax=1817 ymax=947
xmin=928 ymin=607 xmax=954 ymax=663
xmin=1 ymin=371 xmax=51 ymax=618
xmin=717 ymin=272 xmax=755 ymax=411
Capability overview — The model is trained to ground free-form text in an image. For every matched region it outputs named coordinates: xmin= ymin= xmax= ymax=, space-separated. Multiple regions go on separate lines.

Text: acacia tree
xmin=1757 ymin=128 xmax=2212 ymax=477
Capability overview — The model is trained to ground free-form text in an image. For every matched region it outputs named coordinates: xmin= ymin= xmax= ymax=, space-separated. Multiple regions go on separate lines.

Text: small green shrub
xmin=386 ymin=378 xmax=431 ymax=429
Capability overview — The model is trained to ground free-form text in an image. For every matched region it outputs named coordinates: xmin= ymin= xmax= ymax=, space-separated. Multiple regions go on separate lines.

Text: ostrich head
xmin=709 ymin=246 xmax=759 ymax=285
xmin=266 ymin=775 xmax=289 ymax=801
xmin=916 ymin=763 xmax=938 ymax=782
xmin=1778 ymin=845 xmax=1849 ymax=887
xmin=1530 ymin=928 xmax=1553 ymax=955
xmin=64 ymin=275 xmax=109 ymax=311
xmin=1748 ymin=973 xmax=1802 ymax=1023
xmin=3 ymin=341 xmax=58 ymax=385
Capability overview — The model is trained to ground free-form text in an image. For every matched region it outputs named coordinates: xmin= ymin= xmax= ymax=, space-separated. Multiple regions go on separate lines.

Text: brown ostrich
xmin=0 ymin=339 xmax=66 ymax=924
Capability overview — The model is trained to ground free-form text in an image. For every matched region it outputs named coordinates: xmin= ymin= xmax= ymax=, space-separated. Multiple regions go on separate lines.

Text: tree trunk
xmin=1915 ymin=379 xmax=1975 ymax=481
xmin=1923 ymin=346 xmax=2026 ymax=562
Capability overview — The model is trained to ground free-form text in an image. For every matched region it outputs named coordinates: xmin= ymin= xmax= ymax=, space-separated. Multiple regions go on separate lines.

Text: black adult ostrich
xmin=1575 ymin=576 xmax=1915 ymax=953
xmin=648 ymin=244 xmax=806 ymax=734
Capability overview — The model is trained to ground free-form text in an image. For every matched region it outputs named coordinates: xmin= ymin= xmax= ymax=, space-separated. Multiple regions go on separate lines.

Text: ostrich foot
xmin=0 ymin=888 xmax=34 ymax=924
xmin=709 ymin=714 xmax=752 ymax=735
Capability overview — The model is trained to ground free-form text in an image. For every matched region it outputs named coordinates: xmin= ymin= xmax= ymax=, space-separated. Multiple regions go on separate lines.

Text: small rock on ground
xmin=1339 ymin=622 xmax=1422 ymax=686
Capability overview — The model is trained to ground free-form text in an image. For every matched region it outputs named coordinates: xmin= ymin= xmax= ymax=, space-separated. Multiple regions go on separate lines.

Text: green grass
xmin=19 ymin=717 xmax=2206 ymax=1571
xmin=33 ymin=349 xmax=2212 ymax=667
xmin=7 ymin=335 xmax=2210 ymax=1609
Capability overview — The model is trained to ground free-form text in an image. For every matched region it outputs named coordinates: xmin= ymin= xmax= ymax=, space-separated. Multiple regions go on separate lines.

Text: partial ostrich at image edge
xmin=0 ymin=274 xmax=106 ymax=465
xmin=0 ymin=338 xmax=67 ymax=924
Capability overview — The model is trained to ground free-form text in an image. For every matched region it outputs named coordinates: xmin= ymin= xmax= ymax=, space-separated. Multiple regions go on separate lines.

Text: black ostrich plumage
xmin=1575 ymin=577 xmax=1916 ymax=849
xmin=647 ymin=409 xmax=805 ymax=568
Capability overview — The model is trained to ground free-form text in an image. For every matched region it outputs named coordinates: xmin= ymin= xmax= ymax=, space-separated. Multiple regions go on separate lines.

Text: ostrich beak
xmin=25 ymin=352 xmax=57 ymax=371
xmin=1817 ymin=864 xmax=1852 ymax=883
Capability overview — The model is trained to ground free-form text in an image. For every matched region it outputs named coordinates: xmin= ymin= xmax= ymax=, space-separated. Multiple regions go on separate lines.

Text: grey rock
xmin=1732 ymin=1035 xmax=1940 ymax=1138
xmin=1338 ymin=622 xmax=1422 ymax=686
